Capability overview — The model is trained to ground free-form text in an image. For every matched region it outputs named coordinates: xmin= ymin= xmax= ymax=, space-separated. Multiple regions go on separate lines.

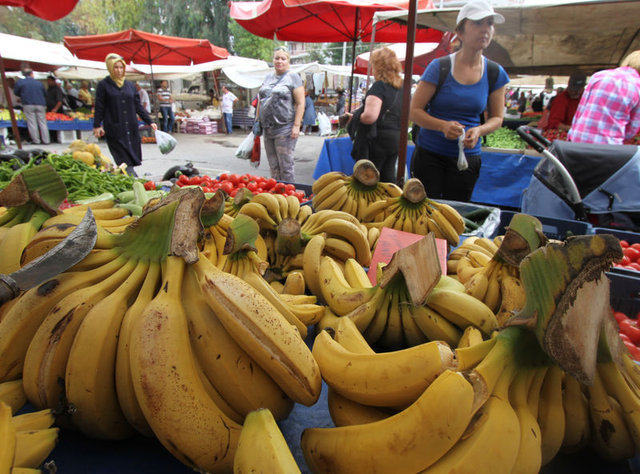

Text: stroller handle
xmin=516 ymin=125 xmax=551 ymax=152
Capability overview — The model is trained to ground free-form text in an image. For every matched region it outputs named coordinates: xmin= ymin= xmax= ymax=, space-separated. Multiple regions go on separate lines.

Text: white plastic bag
xmin=247 ymin=105 xmax=256 ymax=118
xmin=318 ymin=112 xmax=332 ymax=136
xmin=235 ymin=131 xmax=254 ymax=160
xmin=155 ymin=130 xmax=177 ymax=155
xmin=457 ymin=135 xmax=468 ymax=171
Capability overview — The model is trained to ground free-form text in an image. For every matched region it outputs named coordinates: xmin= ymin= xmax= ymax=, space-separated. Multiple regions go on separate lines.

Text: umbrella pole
xmin=147 ymin=43 xmax=159 ymax=127
xmin=0 ymin=54 xmax=22 ymax=150
xmin=347 ymin=8 xmax=359 ymax=112
xmin=396 ymin=0 xmax=418 ymax=185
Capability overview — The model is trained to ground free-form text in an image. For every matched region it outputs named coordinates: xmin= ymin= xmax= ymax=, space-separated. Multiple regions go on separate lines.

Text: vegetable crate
xmin=608 ymin=271 xmax=640 ymax=318
xmin=56 ymin=129 xmax=78 ymax=144
xmin=493 ymin=210 xmax=592 ymax=241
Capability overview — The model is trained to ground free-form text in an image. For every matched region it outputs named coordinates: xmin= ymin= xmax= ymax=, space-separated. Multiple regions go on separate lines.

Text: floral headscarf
xmin=105 ymin=53 xmax=126 ymax=88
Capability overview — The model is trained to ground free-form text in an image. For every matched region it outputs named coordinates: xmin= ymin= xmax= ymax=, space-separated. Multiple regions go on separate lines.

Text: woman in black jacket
xmin=93 ymin=53 xmax=157 ymax=176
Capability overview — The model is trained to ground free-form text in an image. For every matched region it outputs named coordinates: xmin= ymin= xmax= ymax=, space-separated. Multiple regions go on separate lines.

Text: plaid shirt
xmin=568 ymin=66 xmax=640 ymax=145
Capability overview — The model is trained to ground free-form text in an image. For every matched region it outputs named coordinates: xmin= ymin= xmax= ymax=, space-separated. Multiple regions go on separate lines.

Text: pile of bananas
xmin=311 ymin=160 xmax=402 ymax=220
xmin=316 ymin=254 xmax=497 ymax=350
xmin=0 ymin=380 xmax=58 ymax=472
xmin=360 ymin=178 xmax=465 ymax=246
xmin=0 ymin=189 xmax=322 ymax=473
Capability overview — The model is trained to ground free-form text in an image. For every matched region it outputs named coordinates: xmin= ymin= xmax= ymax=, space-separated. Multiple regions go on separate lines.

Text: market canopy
xmin=63 ymin=29 xmax=229 ymax=66
xmin=0 ymin=0 xmax=79 ymax=21
xmin=229 ymin=0 xmax=443 ymax=43
xmin=0 ymin=32 xmax=79 ymax=72
xmin=373 ymin=0 xmax=640 ymax=76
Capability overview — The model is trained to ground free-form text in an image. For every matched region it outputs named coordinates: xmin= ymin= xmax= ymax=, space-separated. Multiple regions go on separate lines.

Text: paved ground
xmin=14 ymin=131 xmax=328 ymax=185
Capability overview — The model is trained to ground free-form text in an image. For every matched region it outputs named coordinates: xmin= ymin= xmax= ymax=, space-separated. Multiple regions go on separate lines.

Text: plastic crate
xmin=55 ymin=129 xmax=77 ymax=144
xmin=595 ymin=227 xmax=640 ymax=278
xmin=493 ymin=210 xmax=593 ymax=240
xmin=608 ymin=271 xmax=640 ymax=318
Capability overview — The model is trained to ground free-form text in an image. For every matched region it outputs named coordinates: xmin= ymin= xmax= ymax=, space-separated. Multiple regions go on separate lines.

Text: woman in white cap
xmin=409 ymin=0 xmax=509 ymax=202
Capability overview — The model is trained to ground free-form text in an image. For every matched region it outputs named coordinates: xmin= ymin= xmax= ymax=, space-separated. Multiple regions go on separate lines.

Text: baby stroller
xmin=518 ymin=126 xmax=640 ymax=232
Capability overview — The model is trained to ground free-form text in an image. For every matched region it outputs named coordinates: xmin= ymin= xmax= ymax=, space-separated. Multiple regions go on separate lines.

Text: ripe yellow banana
xmin=509 ymin=369 xmax=542 ymax=474
xmin=379 ymin=286 xmax=404 ymax=349
xmin=0 ymin=380 xmax=26 ymax=414
xmin=327 ymin=388 xmax=393 ymax=427
xmin=313 ymin=218 xmax=371 ymax=267
xmin=323 ymin=237 xmax=356 ymax=262
xmin=333 ymin=317 xmax=375 ymax=355
xmin=0 ymin=401 xmax=16 ymax=473
xmin=251 ymin=192 xmax=282 ymax=222
xmin=233 ymin=408 xmax=301 ymax=474
xmin=496 ymin=265 xmax=526 ymax=326
xmin=312 ymin=171 xmax=347 ymax=195
xmin=343 ymin=258 xmax=372 ymax=289
xmin=13 ymin=428 xmax=59 ymax=469
xmin=194 ymin=256 xmax=322 ymax=407
xmin=65 ymin=259 xmax=150 ymax=440
xmin=537 ymin=364 xmax=566 ymax=465
xmin=129 ymin=256 xmax=241 ymax=472
xmin=302 ymin=234 xmax=326 ymax=301
xmin=319 ymin=256 xmax=377 ymax=316
xmin=302 ymin=370 xmax=475 ymax=473
xmin=11 ymin=409 xmax=54 ymax=432
xmin=312 ymin=330 xmax=453 ymax=407
xmin=281 ymin=270 xmax=305 ymax=295
xmin=238 ymin=202 xmax=277 ymax=230
xmin=426 ymin=287 xmax=499 ymax=336
xmin=430 ymin=201 xmax=465 ymax=235
xmin=344 ymin=288 xmax=386 ymax=334
xmin=363 ymin=287 xmax=392 ymax=344
xmin=561 ymin=372 xmax=590 ymax=453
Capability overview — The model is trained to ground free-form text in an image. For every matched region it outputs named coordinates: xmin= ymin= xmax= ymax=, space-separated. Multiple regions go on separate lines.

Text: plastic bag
xmin=318 ymin=112 xmax=332 ymax=136
xmin=250 ymin=134 xmax=261 ymax=168
xmin=457 ymin=135 xmax=468 ymax=171
xmin=155 ymin=130 xmax=177 ymax=155
xmin=235 ymin=131 xmax=254 ymax=160
xmin=247 ymin=105 xmax=256 ymax=119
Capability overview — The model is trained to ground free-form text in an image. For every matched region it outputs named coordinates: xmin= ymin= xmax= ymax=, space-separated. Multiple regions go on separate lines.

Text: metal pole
xmin=397 ymin=0 xmax=418 ymax=185
xmin=0 ymin=55 xmax=22 ymax=149
xmin=347 ymin=8 xmax=359 ymax=112
xmin=147 ymin=43 xmax=159 ymax=126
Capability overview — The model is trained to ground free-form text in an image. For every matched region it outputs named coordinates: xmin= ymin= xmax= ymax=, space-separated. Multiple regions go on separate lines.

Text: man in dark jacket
xmin=13 ymin=68 xmax=49 ymax=144
xmin=46 ymin=75 xmax=66 ymax=113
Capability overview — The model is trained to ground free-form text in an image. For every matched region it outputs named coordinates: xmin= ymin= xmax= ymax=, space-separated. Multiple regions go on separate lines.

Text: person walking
xmin=335 ymin=88 xmax=346 ymax=116
xmin=409 ymin=0 xmax=509 ymax=202
xmin=157 ymin=80 xmax=174 ymax=133
xmin=220 ymin=85 xmax=238 ymax=135
xmin=136 ymin=83 xmax=151 ymax=114
xmin=568 ymin=50 xmax=640 ymax=145
xmin=350 ymin=47 xmax=404 ymax=182
xmin=93 ymin=53 xmax=157 ymax=176
xmin=302 ymin=91 xmax=317 ymax=135
xmin=13 ymin=68 xmax=49 ymax=144
xmin=255 ymin=46 xmax=305 ymax=182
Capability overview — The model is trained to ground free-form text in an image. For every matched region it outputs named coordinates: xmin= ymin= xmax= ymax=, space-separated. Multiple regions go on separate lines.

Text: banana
xmin=319 ymin=256 xmax=377 ymax=316
xmin=0 ymin=401 xmax=16 ymax=473
xmin=323 ymin=237 xmax=356 ymax=262
xmin=296 ymin=204 xmax=313 ymax=226
xmin=457 ymin=326 xmax=484 ymax=349
xmin=313 ymin=180 xmax=349 ymax=211
xmin=527 ymin=366 xmax=548 ymax=419
xmin=537 ymin=364 xmax=565 ymax=466
xmin=281 ymin=270 xmax=305 ymax=295
xmin=302 ymin=370 xmax=475 ymax=474
xmin=430 ymin=201 xmax=465 ymax=235
xmin=182 ymin=265 xmax=293 ymax=421
xmin=561 ymin=373 xmax=590 ymax=453
xmin=22 ymin=257 xmax=136 ymax=410
xmin=0 ymin=219 xmax=41 ymax=274
xmin=65 ymin=259 xmax=150 ymax=440
xmin=474 ymin=237 xmax=500 ymax=256
xmin=587 ymin=368 xmax=635 ymax=462
xmin=0 ymin=380 xmax=26 ymax=414
xmin=233 ymin=408 xmax=301 ymax=474
xmin=115 ymin=261 xmax=161 ymax=437
xmin=343 ymin=258 xmax=373 ymax=289
xmin=367 ymin=226 xmax=380 ymax=250
xmin=406 ymin=303 xmax=461 ymax=347
xmin=285 ymin=194 xmax=301 ymax=219
xmin=65 ymin=206 xmax=130 ymax=220
xmin=251 ymin=192 xmax=282 ymax=222
xmin=13 ymin=428 xmax=59 ymax=469
xmin=454 ymin=338 xmax=497 ymax=371
xmin=379 ymin=286 xmax=404 ymax=349
xmin=314 ymin=218 xmax=371 ymax=267
xmin=193 ymin=256 xmax=322 ymax=407
xmin=129 ymin=256 xmax=242 ymax=472
xmin=422 ymin=367 xmax=520 ymax=474
xmin=333 ymin=317 xmax=375 ymax=355
xmin=496 ymin=266 xmax=526 ymax=326
xmin=344 ymin=288 xmax=386 ymax=334
xmin=302 ymin=234 xmax=326 ymax=300
xmin=483 ymin=265 xmax=502 ymax=313
xmin=510 ymin=369 xmax=542 ymax=474
xmin=428 ymin=208 xmax=460 ymax=246
xmin=455 ymin=256 xmax=484 ymax=283
xmin=288 ymin=303 xmax=325 ymax=327
xmin=312 ymin=330 xmax=453 ymax=407
xmin=273 ymin=193 xmax=289 ymax=222
xmin=327 ymin=388 xmax=393 ymax=427
xmin=436 ymin=274 xmax=466 ymax=292
xmin=11 ymin=409 xmax=54 ymax=432
xmin=238 ymin=202 xmax=277 ymax=230
xmin=0 ymin=253 xmax=125 ymax=383
xmin=426 ymin=287 xmax=498 ymax=336
xmin=360 ymin=198 xmax=394 ymax=223
xmin=464 ymin=270 xmax=489 ymax=301
xmin=312 ymin=171 xmax=347 ymax=194
xmin=400 ymin=298 xmax=429 ymax=347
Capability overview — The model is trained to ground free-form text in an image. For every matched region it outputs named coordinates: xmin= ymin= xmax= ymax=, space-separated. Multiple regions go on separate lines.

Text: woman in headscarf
xmin=93 ymin=53 xmax=157 ymax=176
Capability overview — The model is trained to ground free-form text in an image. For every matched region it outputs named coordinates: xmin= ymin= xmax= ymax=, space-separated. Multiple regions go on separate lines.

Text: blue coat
xmin=302 ymin=95 xmax=317 ymax=126
xmin=94 ymin=77 xmax=152 ymax=167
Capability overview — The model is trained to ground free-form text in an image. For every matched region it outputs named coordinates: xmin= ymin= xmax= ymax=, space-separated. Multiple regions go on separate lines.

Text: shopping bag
xmin=155 ymin=130 xmax=177 ymax=155
xmin=457 ymin=135 xmax=468 ymax=171
xmin=250 ymin=134 xmax=261 ymax=168
xmin=318 ymin=112 xmax=332 ymax=136
xmin=235 ymin=131 xmax=254 ymax=160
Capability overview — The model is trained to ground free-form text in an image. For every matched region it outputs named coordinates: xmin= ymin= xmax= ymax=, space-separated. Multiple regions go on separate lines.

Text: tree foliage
xmin=229 ymin=21 xmax=275 ymax=62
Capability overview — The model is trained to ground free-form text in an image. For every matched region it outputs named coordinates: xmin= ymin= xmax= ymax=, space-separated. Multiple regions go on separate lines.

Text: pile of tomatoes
xmin=613 ymin=240 xmax=640 ymax=272
xmin=174 ymin=172 xmax=309 ymax=202
xmin=45 ymin=112 xmax=73 ymax=121
xmin=615 ymin=310 xmax=640 ymax=360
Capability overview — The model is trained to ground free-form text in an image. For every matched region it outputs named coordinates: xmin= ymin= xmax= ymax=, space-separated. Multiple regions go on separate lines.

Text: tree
xmin=229 ymin=21 xmax=275 ymax=61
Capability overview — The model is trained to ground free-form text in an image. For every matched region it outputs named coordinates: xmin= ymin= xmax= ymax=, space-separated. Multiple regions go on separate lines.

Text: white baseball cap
xmin=456 ymin=0 xmax=505 ymax=26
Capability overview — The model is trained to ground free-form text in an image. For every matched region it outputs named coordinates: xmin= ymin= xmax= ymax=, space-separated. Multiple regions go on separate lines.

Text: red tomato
xmin=230 ymin=188 xmax=238 ymax=197
xmin=247 ymin=181 xmax=258 ymax=192
xmin=265 ymin=178 xmax=277 ymax=190
xmin=178 ymin=174 xmax=190 ymax=185
xmin=624 ymin=247 xmax=640 ymax=262
xmin=620 ymin=332 xmax=632 ymax=343
xmin=627 ymin=262 xmax=640 ymax=272
xmin=621 ymin=255 xmax=632 ymax=266
xmin=273 ymin=183 xmax=287 ymax=194
xmin=219 ymin=181 xmax=234 ymax=194
xmin=284 ymin=183 xmax=296 ymax=193
xmin=202 ymin=186 xmax=212 ymax=193
xmin=237 ymin=182 xmax=246 ymax=189
xmin=294 ymin=190 xmax=306 ymax=201
xmin=228 ymin=174 xmax=240 ymax=185
xmin=619 ymin=318 xmax=640 ymax=344
xmin=189 ymin=176 xmax=202 ymax=185
xmin=623 ymin=339 xmax=640 ymax=361
xmin=632 ymin=243 xmax=640 ymax=252
xmin=614 ymin=311 xmax=630 ymax=323
xmin=239 ymin=174 xmax=250 ymax=184
xmin=143 ymin=180 xmax=156 ymax=191
xmin=256 ymin=187 xmax=264 ymax=194
xmin=218 ymin=173 xmax=229 ymax=181
xmin=620 ymin=240 xmax=630 ymax=248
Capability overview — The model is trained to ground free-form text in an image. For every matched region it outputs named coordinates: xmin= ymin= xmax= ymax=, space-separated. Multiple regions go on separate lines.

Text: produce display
xmin=1 ymin=158 xmax=640 ymax=473
xmin=614 ymin=239 xmax=640 ymax=273
xmin=484 ymin=127 xmax=529 ymax=149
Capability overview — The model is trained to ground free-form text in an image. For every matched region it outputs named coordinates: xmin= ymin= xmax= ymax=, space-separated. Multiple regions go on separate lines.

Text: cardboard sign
xmin=368 ymin=227 xmax=448 ymax=286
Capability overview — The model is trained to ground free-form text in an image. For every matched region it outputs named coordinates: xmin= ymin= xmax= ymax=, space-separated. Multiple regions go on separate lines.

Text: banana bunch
xmin=311 ymin=161 xmax=402 ymax=220
xmin=233 ymin=408 xmax=301 ymax=473
xmin=223 ymin=187 xmax=253 ymax=218
xmin=44 ymin=203 xmax=136 ymax=233
xmin=1 ymin=189 xmax=323 ymax=472
xmin=0 ymin=381 xmax=58 ymax=472
xmin=238 ymin=191 xmax=303 ymax=232
xmin=360 ymin=178 xmax=465 ymax=247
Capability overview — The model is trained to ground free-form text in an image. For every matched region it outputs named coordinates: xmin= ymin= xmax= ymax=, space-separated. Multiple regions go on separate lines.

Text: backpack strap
xmin=434 ymin=55 xmax=452 ymax=100
xmin=486 ymin=58 xmax=500 ymax=93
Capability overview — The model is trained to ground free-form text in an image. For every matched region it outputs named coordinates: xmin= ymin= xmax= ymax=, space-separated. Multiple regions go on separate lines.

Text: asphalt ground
xmin=14 ymin=129 xmax=328 ymax=186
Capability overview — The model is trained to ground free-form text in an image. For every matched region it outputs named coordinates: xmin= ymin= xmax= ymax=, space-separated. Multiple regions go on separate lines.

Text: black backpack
xmin=410 ymin=55 xmax=500 ymax=144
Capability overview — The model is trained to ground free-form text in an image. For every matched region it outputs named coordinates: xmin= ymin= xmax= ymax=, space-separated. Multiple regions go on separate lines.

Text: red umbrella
xmin=1 ymin=0 xmax=79 ymax=21
xmin=229 ymin=0 xmax=441 ymax=43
